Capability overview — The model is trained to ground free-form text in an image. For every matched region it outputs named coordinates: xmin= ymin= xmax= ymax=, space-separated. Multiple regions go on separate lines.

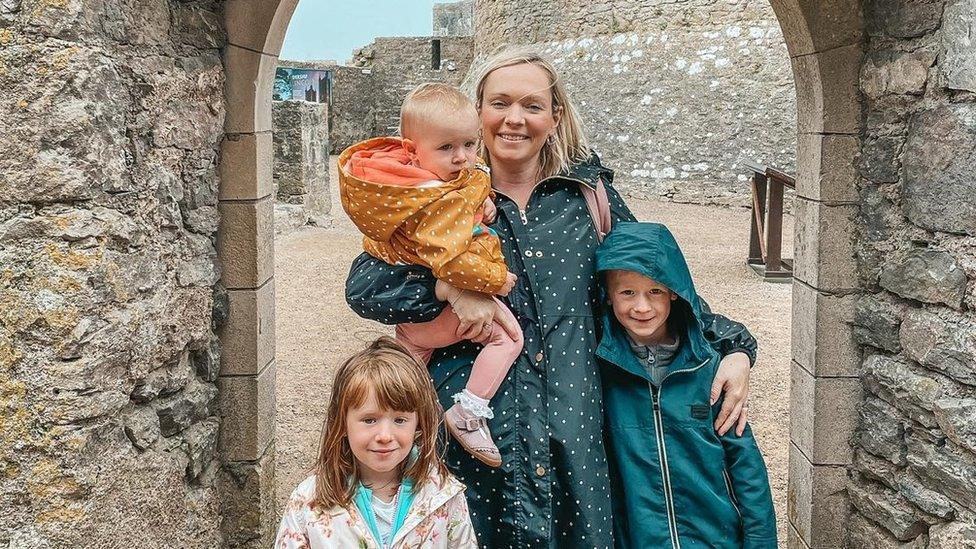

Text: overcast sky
xmin=280 ymin=0 xmax=441 ymax=63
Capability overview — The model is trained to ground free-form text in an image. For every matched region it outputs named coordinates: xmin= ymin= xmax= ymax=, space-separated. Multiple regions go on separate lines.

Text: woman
xmin=346 ymin=48 xmax=756 ymax=548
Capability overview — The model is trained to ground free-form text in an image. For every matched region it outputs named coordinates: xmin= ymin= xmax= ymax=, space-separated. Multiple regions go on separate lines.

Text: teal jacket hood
xmin=595 ymin=222 xmax=715 ymax=378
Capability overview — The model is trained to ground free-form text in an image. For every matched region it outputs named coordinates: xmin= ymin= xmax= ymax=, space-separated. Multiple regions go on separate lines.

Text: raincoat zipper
xmin=651 ymin=385 xmax=681 ymax=549
xmin=649 ymin=356 xmax=711 ymax=549
xmin=493 ymin=173 xmax=593 ymax=228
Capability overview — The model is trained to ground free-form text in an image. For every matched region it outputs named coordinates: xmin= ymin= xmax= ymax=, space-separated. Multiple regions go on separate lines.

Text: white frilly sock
xmin=453 ymin=389 xmax=494 ymax=419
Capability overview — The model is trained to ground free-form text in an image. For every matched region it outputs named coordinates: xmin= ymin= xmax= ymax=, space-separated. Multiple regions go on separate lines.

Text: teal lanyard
xmin=353 ymin=478 xmax=415 ymax=548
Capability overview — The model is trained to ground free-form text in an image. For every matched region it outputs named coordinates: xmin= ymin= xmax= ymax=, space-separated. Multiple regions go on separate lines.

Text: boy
xmin=337 ymin=83 xmax=522 ymax=468
xmin=594 ymin=222 xmax=777 ymax=548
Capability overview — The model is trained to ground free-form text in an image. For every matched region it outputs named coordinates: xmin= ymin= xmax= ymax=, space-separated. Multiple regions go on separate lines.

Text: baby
xmin=338 ymin=83 xmax=523 ymax=468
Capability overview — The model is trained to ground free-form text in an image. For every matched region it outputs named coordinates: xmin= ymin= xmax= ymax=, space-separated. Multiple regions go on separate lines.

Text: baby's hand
xmin=482 ymin=198 xmax=497 ymax=224
xmin=498 ymin=272 xmax=517 ymax=296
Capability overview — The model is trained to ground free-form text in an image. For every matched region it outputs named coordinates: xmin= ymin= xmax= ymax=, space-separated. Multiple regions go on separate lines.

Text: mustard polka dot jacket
xmin=338 ymin=137 xmax=508 ymax=294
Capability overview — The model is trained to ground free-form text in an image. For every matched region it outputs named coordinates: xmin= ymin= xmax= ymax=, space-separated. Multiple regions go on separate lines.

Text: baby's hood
xmin=337 ymin=137 xmax=453 ymax=242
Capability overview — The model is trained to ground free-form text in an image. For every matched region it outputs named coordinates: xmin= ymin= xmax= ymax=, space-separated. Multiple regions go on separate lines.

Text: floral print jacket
xmin=274 ymin=469 xmax=479 ymax=549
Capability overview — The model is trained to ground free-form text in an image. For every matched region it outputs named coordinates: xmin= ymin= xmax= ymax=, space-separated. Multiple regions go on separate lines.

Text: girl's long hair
xmin=473 ymin=46 xmax=590 ymax=180
xmin=312 ymin=336 xmax=447 ymax=510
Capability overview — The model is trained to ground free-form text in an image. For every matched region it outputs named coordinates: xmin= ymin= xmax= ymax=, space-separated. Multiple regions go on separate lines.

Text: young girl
xmin=274 ymin=337 xmax=479 ymax=548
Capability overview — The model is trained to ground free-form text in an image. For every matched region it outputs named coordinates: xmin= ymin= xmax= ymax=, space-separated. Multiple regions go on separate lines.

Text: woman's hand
xmin=711 ymin=352 xmax=751 ymax=437
xmin=435 ymin=280 xmax=520 ymax=342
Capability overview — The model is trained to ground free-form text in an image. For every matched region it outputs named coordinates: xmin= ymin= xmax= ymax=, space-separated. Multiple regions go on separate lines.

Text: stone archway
xmin=215 ymin=1 xmax=864 ymax=546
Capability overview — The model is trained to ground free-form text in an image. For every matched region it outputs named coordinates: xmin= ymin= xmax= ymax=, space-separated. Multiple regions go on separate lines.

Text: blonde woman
xmin=347 ymin=47 xmax=756 ymax=548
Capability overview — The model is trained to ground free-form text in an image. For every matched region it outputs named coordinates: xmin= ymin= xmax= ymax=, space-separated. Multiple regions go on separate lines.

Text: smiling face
xmin=409 ymin=112 xmax=481 ymax=181
xmin=606 ymin=270 xmax=678 ymax=346
xmin=345 ymin=388 xmax=418 ymax=487
xmin=478 ymin=63 xmax=561 ymax=173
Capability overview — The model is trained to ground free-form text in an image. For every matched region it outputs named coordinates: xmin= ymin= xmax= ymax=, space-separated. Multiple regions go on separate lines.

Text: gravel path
xmin=274 ymin=158 xmax=793 ymax=543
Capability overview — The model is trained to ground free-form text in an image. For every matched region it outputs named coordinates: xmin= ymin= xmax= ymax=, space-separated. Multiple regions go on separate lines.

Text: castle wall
xmin=847 ymin=1 xmax=976 ymax=545
xmin=0 ymin=0 xmax=225 ymax=545
xmin=473 ymin=0 xmax=795 ymax=205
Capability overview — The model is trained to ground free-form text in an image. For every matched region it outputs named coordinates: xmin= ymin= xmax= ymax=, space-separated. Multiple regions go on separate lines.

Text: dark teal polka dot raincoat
xmin=346 ymin=153 xmax=758 ymax=548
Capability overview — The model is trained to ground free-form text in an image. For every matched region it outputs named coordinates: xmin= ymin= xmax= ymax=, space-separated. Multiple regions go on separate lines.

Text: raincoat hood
xmin=595 ymin=222 xmax=715 ymax=376
xmin=338 ymin=137 xmax=488 ymax=243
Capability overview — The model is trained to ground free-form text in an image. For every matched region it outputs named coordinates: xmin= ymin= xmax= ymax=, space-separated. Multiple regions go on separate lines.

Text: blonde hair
xmin=473 ymin=47 xmax=590 ymax=179
xmin=400 ymin=82 xmax=478 ymax=141
xmin=312 ymin=336 xmax=448 ymax=510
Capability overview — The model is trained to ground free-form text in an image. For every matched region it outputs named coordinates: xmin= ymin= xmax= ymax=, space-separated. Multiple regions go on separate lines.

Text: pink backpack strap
xmin=579 ymin=178 xmax=612 ymax=243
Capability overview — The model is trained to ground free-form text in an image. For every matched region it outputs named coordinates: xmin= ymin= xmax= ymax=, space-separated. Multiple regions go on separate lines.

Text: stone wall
xmin=329 ymin=65 xmax=375 ymax=154
xmin=472 ymin=0 xmax=795 ymax=206
xmin=849 ymin=0 xmax=976 ymax=546
xmin=0 ymin=0 xmax=225 ymax=546
xmin=368 ymin=36 xmax=476 ymax=136
xmin=272 ymin=100 xmax=331 ymax=234
xmin=434 ymin=0 xmax=474 ymax=36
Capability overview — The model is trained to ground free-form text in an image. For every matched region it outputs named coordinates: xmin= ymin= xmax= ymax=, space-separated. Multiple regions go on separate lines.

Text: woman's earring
xmin=546 ymin=134 xmax=555 ymax=145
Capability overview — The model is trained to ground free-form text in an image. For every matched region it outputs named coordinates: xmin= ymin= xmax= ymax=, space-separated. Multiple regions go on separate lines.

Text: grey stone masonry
xmin=330 ymin=66 xmax=375 ymax=154
xmin=272 ymin=100 xmax=331 ymax=234
xmin=434 ymin=0 xmax=474 ymax=37
xmin=368 ymin=36 xmax=476 ymax=136
xmin=473 ymin=0 xmax=796 ymax=206
xmin=0 ymin=0 xmax=224 ymax=546
xmin=853 ymin=0 xmax=976 ymax=545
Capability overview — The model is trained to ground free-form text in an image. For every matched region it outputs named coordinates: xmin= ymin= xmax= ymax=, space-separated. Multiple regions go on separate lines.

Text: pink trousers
xmin=396 ymin=297 xmax=523 ymax=400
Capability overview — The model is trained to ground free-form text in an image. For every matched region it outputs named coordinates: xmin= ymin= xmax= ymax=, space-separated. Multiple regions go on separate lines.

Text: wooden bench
xmin=744 ymin=161 xmax=794 ymax=282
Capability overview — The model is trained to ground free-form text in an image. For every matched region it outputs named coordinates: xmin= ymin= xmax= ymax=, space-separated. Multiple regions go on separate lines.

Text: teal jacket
xmin=595 ymin=222 xmax=777 ymax=549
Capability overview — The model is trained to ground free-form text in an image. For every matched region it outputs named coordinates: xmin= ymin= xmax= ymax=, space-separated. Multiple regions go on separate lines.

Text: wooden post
xmin=766 ymin=178 xmax=784 ymax=273
xmin=748 ymin=171 xmax=768 ymax=264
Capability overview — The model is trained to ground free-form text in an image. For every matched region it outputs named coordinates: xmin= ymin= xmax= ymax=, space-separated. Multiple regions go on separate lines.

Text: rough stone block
xmin=859 ymin=396 xmax=907 ymax=466
xmin=792 ymin=198 xmax=858 ymax=292
xmin=790 ymin=361 xmax=861 ymax=465
xmin=880 ymin=249 xmax=968 ymax=309
xmin=849 ymin=512 xmax=928 ymax=548
xmin=900 ymin=308 xmax=976 ymax=386
xmin=219 ymin=442 xmax=277 ymax=548
xmin=861 ymin=354 xmax=941 ymax=428
xmin=219 ymin=132 xmax=274 ymax=201
xmin=902 ymin=104 xmax=976 ymax=236
xmin=217 ymin=361 xmax=276 ymax=462
xmin=860 ymin=49 xmax=937 ymax=99
xmin=768 ymin=0 xmax=863 ymax=57
xmin=217 ymin=196 xmax=274 ymax=290
xmin=848 ymin=483 xmax=931 ymax=541
xmin=154 ymin=381 xmax=218 ymax=438
xmin=933 ymin=398 xmax=976 ymax=455
xmin=929 ymin=520 xmax=976 ymax=548
xmin=792 ymin=280 xmax=859 ymax=376
xmin=184 ymin=419 xmax=219 ymax=482
xmin=943 ymin=0 xmax=976 ymax=93
xmin=896 ymin=472 xmax=958 ymax=521
xmin=223 ymin=45 xmax=276 ymax=134
xmin=123 ymin=405 xmax=162 ymax=451
xmin=796 ymin=133 xmax=859 ymax=203
xmin=853 ymin=293 xmax=905 ymax=352
xmin=857 ymin=134 xmax=902 ymax=184
xmin=218 ymin=280 xmax=276 ymax=377
xmin=787 ymin=522 xmax=810 ymax=549
xmin=865 ymin=0 xmax=946 ymax=38
xmin=791 ymin=43 xmax=863 ymax=135
xmin=906 ymin=429 xmax=976 ymax=511
xmin=224 ymin=0 xmax=298 ymax=55
xmin=787 ymin=443 xmax=850 ymax=548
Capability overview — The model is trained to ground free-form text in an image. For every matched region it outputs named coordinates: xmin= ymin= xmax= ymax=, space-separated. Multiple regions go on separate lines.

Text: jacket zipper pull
xmin=652 ymin=387 xmax=661 ymax=411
